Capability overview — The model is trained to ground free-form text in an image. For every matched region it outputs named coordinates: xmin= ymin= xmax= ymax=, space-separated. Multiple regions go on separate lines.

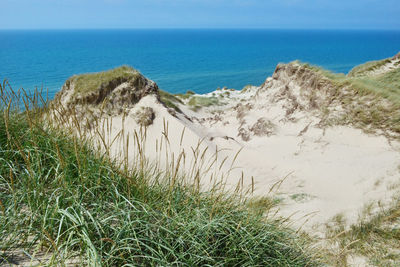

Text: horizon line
xmin=1 ymin=27 xmax=400 ymax=31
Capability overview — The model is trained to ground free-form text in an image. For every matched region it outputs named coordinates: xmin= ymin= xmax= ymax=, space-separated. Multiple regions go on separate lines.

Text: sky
xmin=1 ymin=0 xmax=399 ymax=30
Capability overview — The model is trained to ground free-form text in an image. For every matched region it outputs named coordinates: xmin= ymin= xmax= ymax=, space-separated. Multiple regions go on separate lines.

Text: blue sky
xmin=1 ymin=0 xmax=399 ymax=30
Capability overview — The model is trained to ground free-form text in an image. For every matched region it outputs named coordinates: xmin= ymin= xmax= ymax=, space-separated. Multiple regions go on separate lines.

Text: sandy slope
xmin=178 ymin=78 xmax=400 ymax=232
xmin=89 ymin=85 xmax=400 ymax=235
xmin=53 ymin=62 xmax=400 ymax=235
xmin=194 ymin=95 xmax=400 ymax=231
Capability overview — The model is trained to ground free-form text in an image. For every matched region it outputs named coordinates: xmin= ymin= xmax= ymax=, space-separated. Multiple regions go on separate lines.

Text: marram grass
xmin=299 ymin=62 xmax=400 ymax=136
xmin=0 ymin=81 xmax=318 ymax=266
xmin=70 ymin=66 xmax=140 ymax=95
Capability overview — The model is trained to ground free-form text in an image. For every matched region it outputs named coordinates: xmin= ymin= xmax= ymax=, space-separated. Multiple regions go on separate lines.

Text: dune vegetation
xmin=158 ymin=89 xmax=183 ymax=112
xmin=1 ymin=53 xmax=399 ymax=265
xmin=69 ymin=66 xmax=141 ymax=95
xmin=300 ymin=61 xmax=400 ymax=136
xmin=0 ymin=81 xmax=318 ymax=266
xmin=347 ymin=57 xmax=393 ymax=77
xmin=297 ymin=59 xmax=400 ymax=265
xmin=187 ymin=96 xmax=220 ymax=111
xmin=323 ymin=198 xmax=400 ymax=266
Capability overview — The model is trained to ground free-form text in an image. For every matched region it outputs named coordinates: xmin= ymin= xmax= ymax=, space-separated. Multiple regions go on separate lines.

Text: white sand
xmin=182 ymin=82 xmax=400 ymax=233
xmin=63 ymin=72 xmax=400 ymax=235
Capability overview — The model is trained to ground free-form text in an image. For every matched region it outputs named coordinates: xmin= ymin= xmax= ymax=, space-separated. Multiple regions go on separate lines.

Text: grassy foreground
xmin=0 ymin=83 xmax=318 ymax=266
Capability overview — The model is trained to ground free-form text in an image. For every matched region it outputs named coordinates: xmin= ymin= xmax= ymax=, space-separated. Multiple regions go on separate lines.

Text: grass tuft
xmin=0 ymin=82 xmax=318 ymax=266
xmin=324 ymin=200 xmax=400 ymax=266
xmin=188 ymin=96 xmax=220 ymax=111
xmin=159 ymin=90 xmax=183 ymax=112
xmin=71 ymin=65 xmax=140 ymax=95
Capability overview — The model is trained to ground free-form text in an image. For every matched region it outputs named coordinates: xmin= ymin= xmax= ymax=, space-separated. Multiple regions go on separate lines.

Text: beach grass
xmin=304 ymin=61 xmax=400 ymax=105
xmin=324 ymin=199 xmax=400 ymax=266
xmin=175 ymin=90 xmax=195 ymax=100
xmin=70 ymin=65 xmax=140 ymax=95
xmin=348 ymin=57 xmax=392 ymax=77
xmin=188 ymin=96 xmax=220 ymax=110
xmin=0 ymin=81 xmax=318 ymax=266
xmin=158 ymin=89 xmax=183 ymax=112
xmin=296 ymin=61 xmax=400 ymax=265
xmin=69 ymin=65 xmax=185 ymax=113
xmin=300 ymin=62 xmax=400 ymax=137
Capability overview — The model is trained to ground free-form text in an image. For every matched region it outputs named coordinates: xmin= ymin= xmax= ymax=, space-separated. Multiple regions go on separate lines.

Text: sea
xmin=1 ymin=29 xmax=400 ymax=98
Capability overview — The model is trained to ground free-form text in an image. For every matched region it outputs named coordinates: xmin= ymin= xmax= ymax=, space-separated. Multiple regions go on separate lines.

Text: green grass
xmin=299 ymin=63 xmax=400 ymax=136
xmin=70 ymin=66 xmax=140 ymax=95
xmin=303 ymin=62 xmax=400 ymax=103
xmin=375 ymin=68 xmax=400 ymax=96
xmin=246 ymin=196 xmax=283 ymax=212
xmin=0 ymin=84 xmax=318 ymax=266
xmin=68 ymin=65 xmax=185 ymax=113
xmin=348 ymin=57 xmax=392 ymax=77
xmin=324 ymin=200 xmax=400 ymax=266
xmin=348 ymin=69 xmax=400 ymax=104
xmin=175 ymin=90 xmax=196 ymax=100
xmin=159 ymin=89 xmax=183 ymax=112
xmin=290 ymin=193 xmax=314 ymax=203
xmin=188 ymin=96 xmax=220 ymax=110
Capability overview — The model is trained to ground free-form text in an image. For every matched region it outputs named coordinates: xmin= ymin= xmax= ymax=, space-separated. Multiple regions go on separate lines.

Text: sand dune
xmin=51 ymin=59 xmax=400 ymax=235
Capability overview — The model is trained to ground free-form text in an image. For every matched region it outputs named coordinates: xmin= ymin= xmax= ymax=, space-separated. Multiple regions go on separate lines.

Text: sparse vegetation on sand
xmin=134 ymin=106 xmax=155 ymax=126
xmin=0 ymin=82 xmax=318 ymax=266
xmin=308 ymin=59 xmax=400 ymax=264
xmin=241 ymin=84 xmax=253 ymax=93
xmin=323 ymin=199 xmax=400 ymax=266
xmin=159 ymin=89 xmax=183 ymax=112
xmin=347 ymin=57 xmax=393 ymax=77
xmin=299 ymin=62 xmax=400 ymax=137
xmin=175 ymin=90 xmax=195 ymax=100
xmin=188 ymin=95 xmax=220 ymax=111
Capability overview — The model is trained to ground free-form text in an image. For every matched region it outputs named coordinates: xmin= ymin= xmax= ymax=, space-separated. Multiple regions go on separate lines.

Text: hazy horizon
xmin=1 ymin=0 xmax=399 ymax=30
xmin=1 ymin=28 xmax=400 ymax=31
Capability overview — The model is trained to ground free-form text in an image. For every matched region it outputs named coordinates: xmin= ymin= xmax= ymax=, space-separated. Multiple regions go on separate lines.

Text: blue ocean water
xmin=1 ymin=29 xmax=400 ymax=98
